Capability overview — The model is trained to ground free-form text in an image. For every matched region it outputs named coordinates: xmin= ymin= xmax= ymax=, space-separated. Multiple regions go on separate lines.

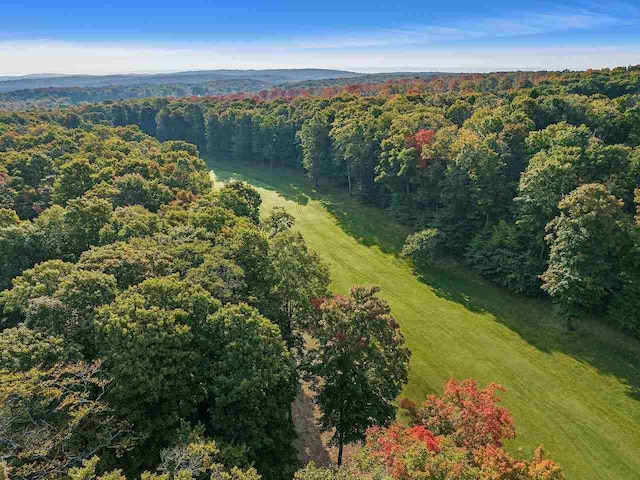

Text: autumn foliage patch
xmin=346 ymin=379 xmax=563 ymax=480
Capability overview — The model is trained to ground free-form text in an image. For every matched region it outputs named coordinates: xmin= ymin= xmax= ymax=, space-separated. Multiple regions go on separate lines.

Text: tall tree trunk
xmin=337 ymin=432 xmax=344 ymax=466
xmin=313 ymin=162 xmax=319 ymax=189
xmin=347 ymin=162 xmax=352 ymax=195
xmin=370 ymin=164 xmax=375 ymax=200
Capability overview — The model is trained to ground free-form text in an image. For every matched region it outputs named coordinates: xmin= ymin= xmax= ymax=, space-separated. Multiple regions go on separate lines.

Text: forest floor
xmin=209 ymin=160 xmax=640 ymax=480
xmin=291 ymin=384 xmax=334 ymax=467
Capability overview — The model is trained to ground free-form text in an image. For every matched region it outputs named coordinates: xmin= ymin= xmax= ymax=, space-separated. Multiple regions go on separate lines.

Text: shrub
xmin=401 ymin=228 xmax=440 ymax=265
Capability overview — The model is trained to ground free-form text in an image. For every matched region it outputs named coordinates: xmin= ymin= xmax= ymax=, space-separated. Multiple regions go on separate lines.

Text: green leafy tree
xmin=52 ymin=157 xmax=95 ymax=205
xmin=99 ymin=205 xmax=162 ymax=244
xmin=517 ymin=123 xmax=632 ymax=237
xmin=96 ymin=276 xmax=297 ymax=478
xmin=445 ymin=100 xmax=473 ymax=127
xmin=96 ymin=276 xmax=221 ymax=447
xmin=1 ymin=260 xmax=117 ymax=356
xmin=376 ymin=110 xmax=448 ymax=202
xmin=306 ymin=285 xmax=411 ymax=465
xmin=0 ymin=362 xmax=134 ymax=479
xmin=66 ymin=452 xmax=261 ymax=480
xmin=0 ymin=208 xmax=19 ymax=227
xmin=156 ymin=424 xmax=226 ymax=478
xmin=190 ymin=205 xmax=238 ymax=237
xmin=401 ymin=228 xmax=440 ymax=266
xmin=78 ymin=240 xmax=174 ymax=289
xmin=30 ymin=197 xmax=113 ymax=260
xmin=64 ymin=196 xmax=114 ymax=256
xmin=269 ymin=231 xmax=330 ymax=348
xmin=53 ymin=269 xmax=118 ymax=356
xmin=204 ymin=303 xmax=298 ymax=480
xmin=331 ymin=110 xmax=383 ymax=199
xmin=0 ymin=326 xmax=75 ymax=371
xmin=113 ymin=174 xmax=172 ymax=212
xmin=261 ymin=206 xmax=294 ymax=238
xmin=607 ymin=259 xmax=640 ymax=336
xmin=0 ymin=220 xmax=42 ymax=291
xmin=1 ymin=260 xmax=77 ymax=318
xmin=185 ymin=254 xmax=246 ymax=305
xmin=435 ymin=131 xmax=513 ymax=253
xmin=18 ymin=152 xmax=53 ymax=189
xmin=465 ymin=221 xmax=544 ymax=295
xmin=31 ymin=205 xmax=73 ymax=260
xmin=217 ymin=181 xmax=261 ymax=224
xmin=541 ymin=183 xmax=629 ymax=323
xmin=298 ymin=115 xmax=331 ymax=189
xmin=217 ymin=222 xmax=276 ymax=315
xmin=165 ymin=152 xmax=211 ymax=195
xmin=230 ymin=112 xmax=254 ymax=163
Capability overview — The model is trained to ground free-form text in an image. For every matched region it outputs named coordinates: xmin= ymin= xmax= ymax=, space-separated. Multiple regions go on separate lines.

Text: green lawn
xmin=209 ymin=160 xmax=640 ymax=480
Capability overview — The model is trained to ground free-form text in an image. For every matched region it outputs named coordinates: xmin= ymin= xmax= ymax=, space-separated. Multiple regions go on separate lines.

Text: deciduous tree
xmin=306 ymin=285 xmax=410 ymax=465
xmin=541 ymin=183 xmax=629 ymax=323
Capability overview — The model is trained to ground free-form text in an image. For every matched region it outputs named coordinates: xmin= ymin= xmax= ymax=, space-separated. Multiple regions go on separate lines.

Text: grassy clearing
xmin=209 ymin=160 xmax=640 ymax=480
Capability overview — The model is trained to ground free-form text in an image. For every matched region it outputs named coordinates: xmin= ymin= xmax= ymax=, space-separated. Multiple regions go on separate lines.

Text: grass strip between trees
xmin=210 ymin=159 xmax=640 ymax=480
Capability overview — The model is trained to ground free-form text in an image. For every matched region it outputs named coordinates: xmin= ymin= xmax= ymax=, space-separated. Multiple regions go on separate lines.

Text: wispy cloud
xmin=296 ymin=4 xmax=640 ymax=49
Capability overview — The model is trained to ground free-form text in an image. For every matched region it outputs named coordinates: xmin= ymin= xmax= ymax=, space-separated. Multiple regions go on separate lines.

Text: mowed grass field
xmin=209 ymin=160 xmax=640 ymax=480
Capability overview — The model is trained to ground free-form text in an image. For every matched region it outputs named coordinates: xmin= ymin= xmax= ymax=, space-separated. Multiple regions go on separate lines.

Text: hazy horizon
xmin=2 ymin=64 xmax=631 ymax=79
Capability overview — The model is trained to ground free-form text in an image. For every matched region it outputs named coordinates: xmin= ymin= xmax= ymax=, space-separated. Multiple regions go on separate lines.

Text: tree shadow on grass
xmin=319 ymin=197 xmax=408 ymax=255
xmin=415 ymin=260 xmax=489 ymax=315
xmin=209 ymin=160 xmax=640 ymax=402
xmin=415 ymin=259 xmax=640 ymax=401
xmin=209 ymin=160 xmax=407 ymax=255
xmin=209 ymin=160 xmax=312 ymax=205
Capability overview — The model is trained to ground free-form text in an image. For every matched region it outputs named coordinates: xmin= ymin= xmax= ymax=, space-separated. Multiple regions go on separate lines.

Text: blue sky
xmin=1 ymin=0 xmax=639 ymax=74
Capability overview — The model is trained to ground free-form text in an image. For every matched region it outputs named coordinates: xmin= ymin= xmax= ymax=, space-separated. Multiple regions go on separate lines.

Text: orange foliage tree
xmin=346 ymin=379 xmax=564 ymax=480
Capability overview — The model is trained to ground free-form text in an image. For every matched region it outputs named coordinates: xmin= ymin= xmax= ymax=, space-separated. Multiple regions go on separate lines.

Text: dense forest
xmin=0 ymin=108 xmax=562 ymax=478
xmin=48 ymin=65 xmax=640 ymax=338
xmin=0 ymin=70 xmax=359 ymax=93
xmin=0 ymin=75 xmax=444 ymax=111
xmin=0 ymin=80 xmax=271 ymax=111
xmin=3 ymin=64 xmax=640 ymax=478
xmin=0 ymin=70 xmax=361 ymax=110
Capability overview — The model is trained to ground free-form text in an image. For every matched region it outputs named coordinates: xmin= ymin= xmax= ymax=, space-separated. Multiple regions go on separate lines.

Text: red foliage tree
xmin=366 ymin=424 xmax=441 ymax=479
xmin=356 ymin=380 xmax=563 ymax=480
xmin=401 ymin=378 xmax=515 ymax=448
xmin=405 ymin=129 xmax=436 ymax=169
